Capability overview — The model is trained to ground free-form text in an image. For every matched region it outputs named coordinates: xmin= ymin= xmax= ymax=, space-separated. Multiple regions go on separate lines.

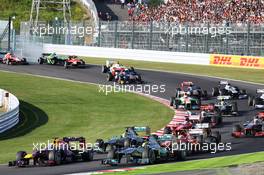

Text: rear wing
xmin=42 ymin=53 xmax=51 ymax=56
xmin=128 ymin=126 xmax=151 ymax=135
xmin=195 ymin=123 xmax=209 ymax=129
xmin=62 ymin=137 xmax=86 ymax=143
xmin=106 ymin=60 xmax=118 ymax=67
xmin=157 ymin=134 xmax=174 ymax=141
xmin=256 ymin=89 xmax=264 ymax=94
xmin=189 ymin=129 xmax=204 ymax=135
xmin=189 ymin=113 xmax=200 ymax=121
xmin=219 ymin=80 xmax=229 ymax=85
xmin=217 ymin=96 xmax=231 ymax=100
xmin=181 ymin=81 xmax=193 ymax=86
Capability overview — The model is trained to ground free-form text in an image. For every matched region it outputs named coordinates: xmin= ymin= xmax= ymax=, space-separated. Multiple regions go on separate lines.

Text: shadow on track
xmin=0 ymin=101 xmax=48 ymax=140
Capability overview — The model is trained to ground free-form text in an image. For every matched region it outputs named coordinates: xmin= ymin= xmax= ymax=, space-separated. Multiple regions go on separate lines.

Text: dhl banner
xmin=210 ymin=54 xmax=264 ymax=69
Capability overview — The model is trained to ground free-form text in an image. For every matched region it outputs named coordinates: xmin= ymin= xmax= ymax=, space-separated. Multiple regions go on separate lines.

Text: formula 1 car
xmin=164 ymin=123 xmax=221 ymax=154
xmin=185 ymin=124 xmax=222 ymax=153
xmin=2 ymin=53 xmax=29 ymax=65
xmin=0 ymin=51 xmax=7 ymax=62
xmin=212 ymin=81 xmax=247 ymax=99
xmin=101 ymin=134 xmax=187 ymax=166
xmin=64 ymin=56 xmax=86 ymax=69
xmin=177 ymin=81 xmax=208 ymax=99
xmin=232 ymin=116 xmax=264 ymax=138
xmin=102 ymin=60 xmax=142 ymax=84
xmin=96 ymin=127 xmax=150 ymax=153
xmin=248 ymin=89 xmax=264 ymax=109
xmin=170 ymin=93 xmax=201 ymax=110
xmin=213 ymin=96 xmax=238 ymax=116
xmin=8 ymin=137 xmax=93 ymax=167
xmin=115 ymin=69 xmax=142 ymax=84
xmin=38 ymin=53 xmax=66 ymax=65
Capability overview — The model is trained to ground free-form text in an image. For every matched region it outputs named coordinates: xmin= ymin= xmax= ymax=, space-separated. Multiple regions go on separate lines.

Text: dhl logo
xmin=213 ymin=56 xmax=232 ymax=65
xmin=240 ymin=57 xmax=260 ymax=67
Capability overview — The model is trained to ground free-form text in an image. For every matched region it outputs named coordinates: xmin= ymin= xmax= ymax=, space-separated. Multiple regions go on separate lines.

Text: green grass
xmin=106 ymin=152 xmax=264 ymax=175
xmin=0 ymin=71 xmax=174 ymax=163
xmin=0 ymin=0 xmax=87 ymax=30
xmin=82 ymin=57 xmax=264 ymax=84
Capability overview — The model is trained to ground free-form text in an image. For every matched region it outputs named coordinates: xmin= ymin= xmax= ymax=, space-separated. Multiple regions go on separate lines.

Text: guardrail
xmin=43 ymin=44 xmax=264 ymax=69
xmin=43 ymin=44 xmax=210 ymax=65
xmin=0 ymin=89 xmax=19 ymax=133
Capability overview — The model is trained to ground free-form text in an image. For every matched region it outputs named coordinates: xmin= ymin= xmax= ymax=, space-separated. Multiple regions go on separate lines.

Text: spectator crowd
xmin=126 ymin=0 xmax=264 ymax=24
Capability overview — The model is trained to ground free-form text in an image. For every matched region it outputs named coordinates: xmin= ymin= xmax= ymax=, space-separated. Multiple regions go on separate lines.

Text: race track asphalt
xmin=0 ymin=64 xmax=263 ymax=175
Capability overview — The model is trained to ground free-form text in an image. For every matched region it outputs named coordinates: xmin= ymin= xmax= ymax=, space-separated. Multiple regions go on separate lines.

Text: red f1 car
xmin=2 ymin=53 xmax=28 ymax=65
xmin=64 ymin=56 xmax=86 ymax=69
xmin=232 ymin=112 xmax=264 ymax=138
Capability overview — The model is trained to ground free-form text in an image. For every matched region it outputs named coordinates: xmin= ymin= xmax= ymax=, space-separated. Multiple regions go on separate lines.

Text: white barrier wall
xmin=43 ymin=44 xmax=211 ymax=65
xmin=0 ymin=90 xmax=20 ymax=133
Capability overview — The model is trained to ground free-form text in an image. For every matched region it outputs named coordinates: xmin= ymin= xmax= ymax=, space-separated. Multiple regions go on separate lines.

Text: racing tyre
xmin=211 ymin=131 xmax=221 ymax=143
xmin=231 ymin=102 xmax=238 ymax=113
xmin=142 ymin=148 xmax=155 ymax=164
xmin=107 ymin=148 xmax=116 ymax=159
xmin=164 ymin=127 xmax=172 ymax=134
xmin=170 ymin=97 xmax=174 ymax=106
xmin=64 ymin=61 xmax=69 ymax=69
xmin=203 ymin=90 xmax=208 ymax=98
xmin=212 ymin=87 xmax=219 ymax=96
xmin=240 ymin=89 xmax=246 ymax=94
xmin=107 ymin=73 xmax=113 ymax=81
xmin=233 ymin=124 xmax=242 ymax=132
xmin=248 ymin=96 xmax=253 ymax=106
xmin=102 ymin=65 xmax=107 ymax=73
xmin=196 ymin=135 xmax=203 ymax=144
xmin=124 ymin=138 xmax=131 ymax=148
xmin=176 ymin=150 xmax=187 ymax=161
xmin=38 ymin=57 xmax=44 ymax=64
xmin=16 ymin=151 xmax=27 ymax=161
xmin=95 ymin=139 xmax=105 ymax=151
xmin=48 ymin=150 xmax=61 ymax=165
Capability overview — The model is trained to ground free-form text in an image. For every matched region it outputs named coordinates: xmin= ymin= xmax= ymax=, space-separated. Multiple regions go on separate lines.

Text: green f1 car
xmin=38 ymin=53 xmax=66 ymax=65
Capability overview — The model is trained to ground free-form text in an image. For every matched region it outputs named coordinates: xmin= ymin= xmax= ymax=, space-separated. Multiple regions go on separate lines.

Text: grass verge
xmin=106 ymin=151 xmax=264 ymax=175
xmin=0 ymin=71 xmax=173 ymax=163
xmin=82 ymin=57 xmax=264 ymax=84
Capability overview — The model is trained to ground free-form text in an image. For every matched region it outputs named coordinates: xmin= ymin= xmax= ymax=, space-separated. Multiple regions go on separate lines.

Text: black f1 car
xmin=102 ymin=60 xmax=142 ymax=84
xmin=178 ymin=81 xmax=208 ymax=100
xmin=212 ymin=81 xmax=247 ymax=99
xmin=248 ymin=89 xmax=264 ymax=109
xmin=8 ymin=137 xmax=93 ymax=167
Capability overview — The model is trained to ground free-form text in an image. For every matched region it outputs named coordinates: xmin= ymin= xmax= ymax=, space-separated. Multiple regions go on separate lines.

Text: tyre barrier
xmin=0 ymin=89 xmax=19 ymax=133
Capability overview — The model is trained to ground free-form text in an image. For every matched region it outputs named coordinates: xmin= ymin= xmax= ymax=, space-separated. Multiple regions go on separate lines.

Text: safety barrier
xmin=43 ymin=44 xmax=264 ymax=69
xmin=43 ymin=44 xmax=210 ymax=65
xmin=210 ymin=54 xmax=264 ymax=69
xmin=0 ymin=89 xmax=19 ymax=133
